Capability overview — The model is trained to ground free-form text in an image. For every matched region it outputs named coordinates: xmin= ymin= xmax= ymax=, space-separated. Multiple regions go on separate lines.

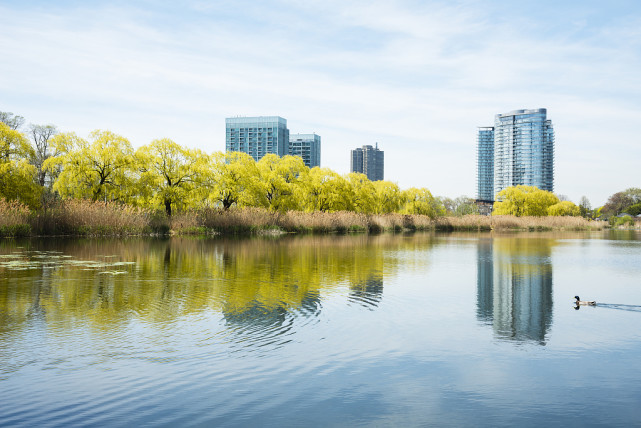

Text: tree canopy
xmin=493 ymin=186 xmax=561 ymax=217
xmin=45 ymin=130 xmax=134 ymax=202
xmin=548 ymin=200 xmax=581 ymax=216
xmin=0 ymin=122 xmax=41 ymax=207
xmin=136 ymin=138 xmax=206 ymax=216
xmin=601 ymin=188 xmax=641 ymax=217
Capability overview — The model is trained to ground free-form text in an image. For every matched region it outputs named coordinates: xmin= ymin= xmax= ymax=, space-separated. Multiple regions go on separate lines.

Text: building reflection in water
xmin=477 ymin=237 xmax=554 ymax=345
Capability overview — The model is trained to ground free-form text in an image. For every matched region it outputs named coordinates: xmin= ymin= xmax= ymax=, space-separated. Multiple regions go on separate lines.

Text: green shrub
xmin=613 ymin=215 xmax=635 ymax=227
xmin=0 ymin=224 xmax=31 ymax=237
xmin=624 ymin=203 xmax=641 ymax=217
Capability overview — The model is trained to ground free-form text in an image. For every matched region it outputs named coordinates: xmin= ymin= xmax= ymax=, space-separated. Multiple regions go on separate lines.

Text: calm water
xmin=1 ymin=231 xmax=641 ymax=427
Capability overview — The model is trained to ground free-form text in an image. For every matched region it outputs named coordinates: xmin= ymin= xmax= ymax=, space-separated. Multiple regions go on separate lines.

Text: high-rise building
xmin=351 ymin=144 xmax=384 ymax=181
xmin=476 ymin=127 xmax=495 ymax=203
xmin=289 ymin=133 xmax=321 ymax=168
xmin=225 ymin=116 xmax=289 ymax=162
xmin=477 ymin=108 xmax=555 ymax=202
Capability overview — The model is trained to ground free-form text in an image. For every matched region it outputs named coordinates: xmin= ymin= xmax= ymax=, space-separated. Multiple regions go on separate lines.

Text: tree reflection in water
xmin=0 ymin=234 xmax=435 ymax=338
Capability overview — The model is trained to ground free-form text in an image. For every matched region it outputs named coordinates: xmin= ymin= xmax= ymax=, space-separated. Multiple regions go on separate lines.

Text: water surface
xmin=1 ymin=231 xmax=640 ymax=427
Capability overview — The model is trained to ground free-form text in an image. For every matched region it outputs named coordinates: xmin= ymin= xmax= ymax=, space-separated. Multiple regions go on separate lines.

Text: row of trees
xmin=598 ymin=188 xmax=641 ymax=218
xmin=3 ymin=110 xmax=634 ymax=220
xmin=1 ymin=114 xmax=448 ymax=217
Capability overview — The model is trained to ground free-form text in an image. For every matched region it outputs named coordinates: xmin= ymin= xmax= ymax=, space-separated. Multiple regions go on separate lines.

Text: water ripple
xmin=596 ymin=303 xmax=641 ymax=313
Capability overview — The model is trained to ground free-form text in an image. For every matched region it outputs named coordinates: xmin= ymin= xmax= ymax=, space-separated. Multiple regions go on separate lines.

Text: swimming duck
xmin=575 ymin=296 xmax=596 ymax=306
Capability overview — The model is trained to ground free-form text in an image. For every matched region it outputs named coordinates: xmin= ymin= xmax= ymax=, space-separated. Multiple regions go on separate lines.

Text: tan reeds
xmin=0 ymin=198 xmax=32 ymax=236
xmin=32 ymin=199 xmax=154 ymax=236
xmin=2 ymin=199 xmax=607 ymax=237
xmin=280 ymin=211 xmax=369 ymax=233
xmin=435 ymin=214 xmax=605 ymax=231
xmin=196 ymin=207 xmax=281 ymax=233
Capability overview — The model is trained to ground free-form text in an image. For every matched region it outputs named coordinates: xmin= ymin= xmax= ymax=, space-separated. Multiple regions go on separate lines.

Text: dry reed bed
xmin=29 ymin=200 xmax=154 ymax=236
xmin=0 ymin=200 xmax=607 ymax=237
xmin=0 ymin=198 xmax=32 ymax=237
xmin=436 ymin=215 xmax=605 ymax=231
xmin=182 ymin=210 xmax=603 ymax=234
xmin=185 ymin=209 xmax=435 ymax=234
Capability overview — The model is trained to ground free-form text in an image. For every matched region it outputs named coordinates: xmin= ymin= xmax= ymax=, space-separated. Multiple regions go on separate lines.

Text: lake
xmin=1 ymin=231 xmax=641 ymax=427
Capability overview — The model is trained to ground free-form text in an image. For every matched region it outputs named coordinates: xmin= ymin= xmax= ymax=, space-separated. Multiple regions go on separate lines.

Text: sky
xmin=1 ymin=0 xmax=640 ymax=206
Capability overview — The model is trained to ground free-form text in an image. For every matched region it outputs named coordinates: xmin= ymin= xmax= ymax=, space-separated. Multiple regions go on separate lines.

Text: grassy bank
xmin=0 ymin=200 xmax=607 ymax=237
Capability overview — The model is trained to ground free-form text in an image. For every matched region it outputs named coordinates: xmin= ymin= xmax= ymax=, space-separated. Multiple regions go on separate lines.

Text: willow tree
xmin=256 ymin=154 xmax=308 ymax=211
xmin=548 ymin=201 xmax=581 ymax=216
xmin=300 ymin=167 xmax=352 ymax=212
xmin=136 ymin=138 xmax=207 ymax=216
xmin=0 ymin=122 xmax=41 ymax=207
xmin=493 ymin=185 xmax=559 ymax=216
xmin=206 ymin=151 xmax=261 ymax=210
xmin=401 ymin=187 xmax=444 ymax=218
xmin=372 ymin=180 xmax=403 ymax=214
xmin=45 ymin=130 xmax=134 ymax=202
xmin=345 ymin=172 xmax=376 ymax=213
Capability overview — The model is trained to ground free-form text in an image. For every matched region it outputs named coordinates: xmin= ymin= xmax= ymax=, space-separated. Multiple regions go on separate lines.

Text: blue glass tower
xmin=225 ymin=116 xmax=289 ymax=161
xmin=476 ymin=127 xmax=495 ymax=202
xmin=289 ymin=133 xmax=321 ymax=168
xmin=477 ymin=108 xmax=554 ymax=201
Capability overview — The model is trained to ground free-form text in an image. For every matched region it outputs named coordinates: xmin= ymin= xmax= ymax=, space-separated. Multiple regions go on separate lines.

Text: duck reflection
xmin=477 ymin=236 xmax=554 ymax=345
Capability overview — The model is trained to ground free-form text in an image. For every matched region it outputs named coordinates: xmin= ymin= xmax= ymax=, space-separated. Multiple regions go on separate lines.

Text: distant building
xmin=477 ymin=108 xmax=555 ymax=202
xmin=476 ymin=127 xmax=495 ymax=203
xmin=225 ymin=116 xmax=289 ymax=162
xmin=289 ymin=133 xmax=321 ymax=168
xmin=351 ymin=144 xmax=384 ymax=181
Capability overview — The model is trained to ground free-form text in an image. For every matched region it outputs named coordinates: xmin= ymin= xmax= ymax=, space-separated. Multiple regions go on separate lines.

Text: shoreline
xmin=1 ymin=206 xmax=610 ymax=238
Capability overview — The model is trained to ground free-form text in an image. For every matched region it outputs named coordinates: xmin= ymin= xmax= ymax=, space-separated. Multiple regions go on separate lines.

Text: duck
xmin=575 ymin=296 xmax=596 ymax=306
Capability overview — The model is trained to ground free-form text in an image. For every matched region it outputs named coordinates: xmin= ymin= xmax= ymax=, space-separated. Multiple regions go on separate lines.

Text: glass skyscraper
xmin=225 ymin=116 xmax=289 ymax=162
xmin=289 ymin=133 xmax=321 ymax=168
xmin=476 ymin=127 xmax=495 ymax=202
xmin=477 ymin=108 xmax=555 ymax=201
xmin=351 ymin=144 xmax=384 ymax=181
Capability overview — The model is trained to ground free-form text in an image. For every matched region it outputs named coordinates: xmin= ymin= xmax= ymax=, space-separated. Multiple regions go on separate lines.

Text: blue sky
xmin=1 ymin=0 xmax=640 ymax=206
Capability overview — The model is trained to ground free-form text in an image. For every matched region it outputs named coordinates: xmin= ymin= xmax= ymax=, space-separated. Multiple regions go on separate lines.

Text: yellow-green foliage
xmin=302 ymin=167 xmax=351 ymax=212
xmin=32 ymin=128 xmax=444 ymax=217
xmin=613 ymin=215 xmax=635 ymax=227
xmin=401 ymin=188 xmax=445 ymax=218
xmin=135 ymin=138 xmax=208 ymax=216
xmin=548 ymin=200 xmax=581 ymax=216
xmin=206 ymin=151 xmax=262 ymax=210
xmin=373 ymin=180 xmax=403 ymax=214
xmin=493 ymin=185 xmax=559 ymax=216
xmin=0 ymin=123 xmax=41 ymax=208
xmin=45 ymin=130 xmax=134 ymax=202
xmin=256 ymin=154 xmax=307 ymax=211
